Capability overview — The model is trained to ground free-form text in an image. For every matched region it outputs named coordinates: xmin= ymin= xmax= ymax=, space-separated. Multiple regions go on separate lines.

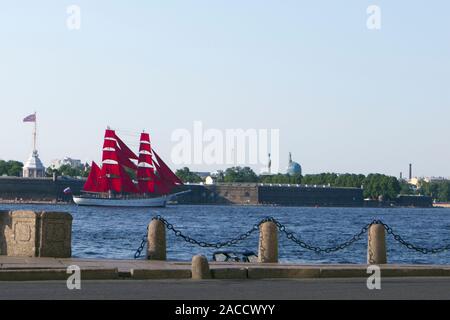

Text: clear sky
xmin=0 ymin=0 xmax=449 ymax=177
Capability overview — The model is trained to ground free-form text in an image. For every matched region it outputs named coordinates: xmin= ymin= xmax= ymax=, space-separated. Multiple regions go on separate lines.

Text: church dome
xmin=286 ymin=152 xmax=302 ymax=175
xmin=287 ymin=161 xmax=302 ymax=175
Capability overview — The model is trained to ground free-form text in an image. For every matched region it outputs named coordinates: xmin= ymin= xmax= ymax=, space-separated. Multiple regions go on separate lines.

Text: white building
xmin=23 ymin=150 xmax=46 ymax=178
xmin=50 ymin=157 xmax=83 ymax=170
xmin=22 ymin=113 xmax=45 ymax=178
xmin=423 ymin=176 xmax=449 ymax=183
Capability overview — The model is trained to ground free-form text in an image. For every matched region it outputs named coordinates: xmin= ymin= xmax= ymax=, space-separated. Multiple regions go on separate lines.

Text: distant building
xmin=50 ymin=157 xmax=83 ymax=170
xmin=408 ymin=177 xmax=420 ymax=187
xmin=22 ymin=113 xmax=45 ymax=178
xmin=423 ymin=176 xmax=449 ymax=183
xmin=23 ymin=150 xmax=45 ymax=178
xmin=408 ymin=176 xmax=449 ymax=187
xmin=193 ymin=172 xmax=211 ymax=179
xmin=286 ymin=152 xmax=302 ymax=175
xmin=205 ymin=176 xmax=215 ymax=185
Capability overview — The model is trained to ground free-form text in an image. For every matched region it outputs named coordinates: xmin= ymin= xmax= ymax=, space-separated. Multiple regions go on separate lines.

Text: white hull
xmin=73 ymin=195 xmax=167 ymax=207
xmin=72 ymin=191 xmax=190 ymax=208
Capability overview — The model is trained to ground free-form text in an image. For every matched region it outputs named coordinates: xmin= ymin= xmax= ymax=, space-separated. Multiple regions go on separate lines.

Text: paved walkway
xmin=1 ymin=278 xmax=450 ymax=300
xmin=1 ymin=257 xmax=450 ymax=281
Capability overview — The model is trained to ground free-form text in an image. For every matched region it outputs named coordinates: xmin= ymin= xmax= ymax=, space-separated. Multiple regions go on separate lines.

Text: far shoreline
xmin=0 ymin=200 xmax=447 ymax=209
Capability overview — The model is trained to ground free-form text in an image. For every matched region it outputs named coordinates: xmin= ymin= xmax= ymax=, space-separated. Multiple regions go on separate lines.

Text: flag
xmin=23 ymin=113 xmax=36 ymax=122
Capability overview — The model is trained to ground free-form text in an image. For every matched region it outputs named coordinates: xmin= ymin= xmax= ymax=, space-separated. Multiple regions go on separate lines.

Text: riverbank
xmin=434 ymin=202 xmax=450 ymax=208
xmin=1 ymin=257 xmax=450 ymax=281
xmin=0 ymin=177 xmax=436 ymax=207
xmin=0 ymin=199 xmax=62 ymax=205
xmin=0 ymin=199 xmax=441 ymax=208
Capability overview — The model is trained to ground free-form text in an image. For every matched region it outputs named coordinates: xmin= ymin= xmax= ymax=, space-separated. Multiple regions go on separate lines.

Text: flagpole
xmin=33 ymin=111 xmax=37 ymax=152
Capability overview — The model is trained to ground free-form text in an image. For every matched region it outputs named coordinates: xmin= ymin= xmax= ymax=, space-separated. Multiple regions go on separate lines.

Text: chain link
xmin=379 ymin=221 xmax=450 ymax=254
xmin=153 ymin=215 xmax=263 ymax=249
xmin=272 ymin=217 xmax=374 ymax=254
xmin=134 ymin=226 xmax=148 ymax=259
xmin=134 ymin=216 xmax=449 ymax=259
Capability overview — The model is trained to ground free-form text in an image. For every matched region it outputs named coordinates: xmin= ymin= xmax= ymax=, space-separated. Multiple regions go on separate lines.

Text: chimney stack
xmin=409 ymin=163 xmax=412 ymax=180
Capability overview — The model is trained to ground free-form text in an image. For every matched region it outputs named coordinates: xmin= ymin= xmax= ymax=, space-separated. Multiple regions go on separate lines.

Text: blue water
xmin=1 ymin=204 xmax=449 ymax=264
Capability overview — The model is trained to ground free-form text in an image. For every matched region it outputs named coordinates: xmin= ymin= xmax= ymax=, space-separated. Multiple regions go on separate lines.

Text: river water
xmin=1 ymin=204 xmax=449 ymax=264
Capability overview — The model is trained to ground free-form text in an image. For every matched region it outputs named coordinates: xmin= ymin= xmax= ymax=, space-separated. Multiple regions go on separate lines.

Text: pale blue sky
xmin=0 ymin=0 xmax=449 ymax=177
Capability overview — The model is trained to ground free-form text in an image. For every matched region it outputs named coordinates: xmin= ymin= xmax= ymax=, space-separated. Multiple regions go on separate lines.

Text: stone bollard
xmin=367 ymin=223 xmax=387 ymax=264
xmin=191 ymin=255 xmax=211 ymax=280
xmin=258 ymin=221 xmax=278 ymax=263
xmin=38 ymin=211 xmax=72 ymax=258
xmin=147 ymin=219 xmax=166 ymax=260
xmin=0 ymin=210 xmax=72 ymax=258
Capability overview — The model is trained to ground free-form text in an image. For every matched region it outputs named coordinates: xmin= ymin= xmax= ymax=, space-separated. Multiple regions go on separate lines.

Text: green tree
xmin=46 ymin=163 xmax=88 ymax=178
xmin=363 ymin=174 xmax=400 ymax=200
xmin=302 ymin=173 xmax=338 ymax=186
xmin=419 ymin=180 xmax=450 ymax=202
xmin=437 ymin=182 xmax=450 ymax=202
xmin=335 ymin=174 xmax=365 ymax=188
xmin=224 ymin=166 xmax=258 ymax=183
xmin=399 ymin=180 xmax=415 ymax=195
xmin=0 ymin=160 xmax=24 ymax=177
xmin=175 ymin=167 xmax=202 ymax=183
xmin=213 ymin=170 xmax=225 ymax=183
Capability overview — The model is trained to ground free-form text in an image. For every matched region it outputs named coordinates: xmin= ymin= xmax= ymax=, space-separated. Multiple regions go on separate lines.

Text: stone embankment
xmin=1 ymin=257 xmax=450 ymax=281
xmin=1 ymin=210 xmax=449 ymax=281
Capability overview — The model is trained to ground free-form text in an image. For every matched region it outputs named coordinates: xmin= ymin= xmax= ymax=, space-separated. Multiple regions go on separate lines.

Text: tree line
xmin=2 ymin=159 xmax=448 ymax=201
xmin=46 ymin=164 xmax=90 ymax=178
xmin=175 ymin=167 xmax=406 ymax=201
xmin=416 ymin=181 xmax=450 ymax=202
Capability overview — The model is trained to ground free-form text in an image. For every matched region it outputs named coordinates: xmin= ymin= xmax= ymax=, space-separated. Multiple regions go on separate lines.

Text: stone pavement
xmin=1 ymin=256 xmax=450 ymax=281
xmin=2 ymin=278 xmax=450 ymax=300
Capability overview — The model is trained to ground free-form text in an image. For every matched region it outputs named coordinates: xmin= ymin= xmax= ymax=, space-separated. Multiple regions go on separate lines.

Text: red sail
xmin=98 ymin=128 xmax=139 ymax=193
xmin=149 ymin=150 xmax=183 ymax=195
xmin=83 ymin=161 xmax=101 ymax=192
xmin=102 ymin=152 xmax=121 ymax=176
xmin=153 ymin=150 xmax=183 ymax=186
xmin=120 ymin=165 xmax=139 ymax=193
xmin=153 ymin=163 xmax=172 ymax=195
xmin=115 ymin=133 xmax=138 ymax=160
xmin=104 ymin=131 xmax=138 ymax=170
xmin=117 ymin=149 xmax=138 ymax=170
xmin=104 ymin=129 xmax=116 ymax=140
xmin=85 ymin=129 xmax=182 ymax=195
xmin=98 ymin=166 xmax=121 ymax=192
xmin=138 ymin=172 xmax=157 ymax=193
xmin=137 ymin=132 xmax=156 ymax=193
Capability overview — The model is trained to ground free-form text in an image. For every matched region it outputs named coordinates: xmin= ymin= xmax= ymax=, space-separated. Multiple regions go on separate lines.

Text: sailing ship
xmin=72 ymin=128 xmax=189 ymax=207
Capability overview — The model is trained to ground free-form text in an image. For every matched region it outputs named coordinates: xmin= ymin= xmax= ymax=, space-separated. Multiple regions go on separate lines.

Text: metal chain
xmin=379 ymin=222 xmax=450 ymax=254
xmin=152 ymin=215 xmax=264 ymax=249
xmin=134 ymin=216 xmax=450 ymax=259
xmin=272 ymin=217 xmax=374 ymax=254
xmin=134 ymin=226 xmax=148 ymax=259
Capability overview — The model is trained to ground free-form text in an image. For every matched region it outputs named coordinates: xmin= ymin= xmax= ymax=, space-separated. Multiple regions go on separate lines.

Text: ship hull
xmin=72 ymin=191 xmax=190 ymax=208
xmin=72 ymin=195 xmax=167 ymax=208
